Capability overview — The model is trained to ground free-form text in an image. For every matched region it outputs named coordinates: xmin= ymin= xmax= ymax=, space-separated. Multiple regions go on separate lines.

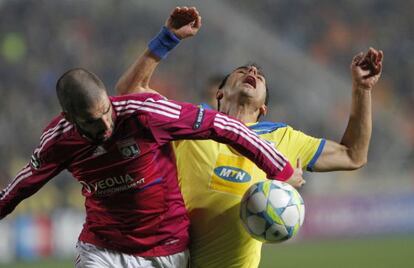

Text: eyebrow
xmin=83 ymin=104 xmax=111 ymax=123
xmin=102 ymin=104 xmax=111 ymax=115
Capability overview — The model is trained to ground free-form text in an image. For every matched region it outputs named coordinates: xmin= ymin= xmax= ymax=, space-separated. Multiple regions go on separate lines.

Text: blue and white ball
xmin=240 ymin=180 xmax=305 ymax=243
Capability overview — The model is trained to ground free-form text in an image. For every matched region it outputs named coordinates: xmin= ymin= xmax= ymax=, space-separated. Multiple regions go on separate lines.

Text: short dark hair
xmin=217 ymin=64 xmax=270 ymax=119
xmin=56 ymin=68 xmax=106 ymax=114
xmin=203 ymin=74 xmax=223 ymax=99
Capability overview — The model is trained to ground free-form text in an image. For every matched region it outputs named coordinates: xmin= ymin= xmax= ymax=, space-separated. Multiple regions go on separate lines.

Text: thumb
xmin=296 ymin=158 xmax=302 ymax=169
xmin=186 ymin=20 xmax=196 ymax=27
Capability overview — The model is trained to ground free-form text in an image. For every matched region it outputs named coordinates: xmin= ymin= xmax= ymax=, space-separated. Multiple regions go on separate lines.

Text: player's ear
xmin=216 ymin=89 xmax=223 ymax=101
xmin=259 ymin=104 xmax=268 ymax=117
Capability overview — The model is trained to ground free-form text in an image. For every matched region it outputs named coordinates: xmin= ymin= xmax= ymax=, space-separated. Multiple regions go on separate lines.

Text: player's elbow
xmin=115 ymin=81 xmax=128 ymax=95
xmin=115 ymin=81 xmax=155 ymax=95
xmin=348 ymin=156 xmax=368 ymax=170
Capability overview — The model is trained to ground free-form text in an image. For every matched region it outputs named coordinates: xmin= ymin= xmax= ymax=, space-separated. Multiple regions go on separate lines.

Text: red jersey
xmin=0 ymin=93 xmax=293 ymax=256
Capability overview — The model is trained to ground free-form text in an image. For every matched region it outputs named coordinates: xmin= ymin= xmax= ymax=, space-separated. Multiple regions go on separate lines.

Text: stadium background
xmin=0 ymin=0 xmax=413 ymax=267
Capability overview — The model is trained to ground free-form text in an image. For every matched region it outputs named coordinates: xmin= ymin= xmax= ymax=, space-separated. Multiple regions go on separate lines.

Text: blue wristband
xmin=148 ymin=26 xmax=180 ymax=59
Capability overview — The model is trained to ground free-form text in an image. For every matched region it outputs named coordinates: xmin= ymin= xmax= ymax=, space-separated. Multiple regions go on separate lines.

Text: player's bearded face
xmin=224 ymin=66 xmax=267 ymax=106
xmin=72 ymin=98 xmax=115 ymax=143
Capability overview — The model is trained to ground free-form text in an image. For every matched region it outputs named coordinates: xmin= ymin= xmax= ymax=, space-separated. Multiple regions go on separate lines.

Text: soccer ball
xmin=240 ymin=180 xmax=305 ymax=243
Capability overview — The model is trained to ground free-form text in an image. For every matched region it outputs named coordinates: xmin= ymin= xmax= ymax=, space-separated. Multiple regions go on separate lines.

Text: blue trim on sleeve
xmin=248 ymin=121 xmax=287 ymax=135
xmin=307 ymin=139 xmax=326 ymax=172
xmin=199 ymin=103 xmax=213 ymax=110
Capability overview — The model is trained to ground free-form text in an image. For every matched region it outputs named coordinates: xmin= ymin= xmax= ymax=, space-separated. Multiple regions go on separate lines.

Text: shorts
xmin=75 ymin=241 xmax=189 ymax=268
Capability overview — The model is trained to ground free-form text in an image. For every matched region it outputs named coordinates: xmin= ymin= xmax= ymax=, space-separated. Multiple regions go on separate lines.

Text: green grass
xmin=1 ymin=236 xmax=413 ymax=268
xmin=260 ymin=236 xmax=414 ymax=268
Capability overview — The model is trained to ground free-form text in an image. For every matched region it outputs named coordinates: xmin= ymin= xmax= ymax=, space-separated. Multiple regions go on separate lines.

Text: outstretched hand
xmin=351 ymin=47 xmax=383 ymax=90
xmin=165 ymin=6 xmax=202 ymax=39
xmin=286 ymin=159 xmax=306 ymax=189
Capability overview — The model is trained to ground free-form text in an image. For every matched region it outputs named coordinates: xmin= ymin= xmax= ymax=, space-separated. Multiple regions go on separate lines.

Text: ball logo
xmin=213 ymin=166 xmax=251 ymax=183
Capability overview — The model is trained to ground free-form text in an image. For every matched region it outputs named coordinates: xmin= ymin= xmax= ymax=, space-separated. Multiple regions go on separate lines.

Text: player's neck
xmin=222 ymin=103 xmax=259 ymax=124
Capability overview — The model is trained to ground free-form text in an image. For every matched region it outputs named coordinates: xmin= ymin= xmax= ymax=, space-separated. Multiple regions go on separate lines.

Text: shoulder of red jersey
xmin=32 ymin=114 xmax=75 ymax=163
xmin=110 ymin=92 xmax=167 ymax=102
xmin=111 ymin=93 xmax=183 ymax=120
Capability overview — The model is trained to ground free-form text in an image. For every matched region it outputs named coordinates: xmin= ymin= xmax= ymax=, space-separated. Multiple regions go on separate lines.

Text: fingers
xmin=378 ymin=50 xmax=384 ymax=64
xmin=296 ymin=158 xmax=302 ymax=169
xmin=170 ymin=6 xmax=200 ymax=29
xmin=295 ymin=177 xmax=306 ymax=188
xmin=294 ymin=158 xmax=305 ymax=188
xmin=189 ymin=7 xmax=202 ymax=29
xmin=296 ymin=158 xmax=303 ymax=176
xmin=353 ymin=47 xmax=383 ymax=79
xmin=351 ymin=52 xmax=364 ymax=67
xmin=373 ymin=49 xmax=384 ymax=74
xmin=194 ymin=14 xmax=202 ymax=29
xmin=365 ymin=48 xmax=382 ymax=78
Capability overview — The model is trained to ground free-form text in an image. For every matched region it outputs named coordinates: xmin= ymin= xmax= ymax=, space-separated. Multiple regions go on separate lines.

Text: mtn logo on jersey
xmin=213 ymin=166 xmax=251 ymax=183
xmin=117 ymin=138 xmax=140 ymax=159
xmin=209 ymin=154 xmax=254 ymax=196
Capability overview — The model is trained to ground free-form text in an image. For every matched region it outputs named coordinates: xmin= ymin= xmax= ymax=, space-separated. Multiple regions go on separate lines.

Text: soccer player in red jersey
xmin=0 ymin=66 xmax=302 ymax=266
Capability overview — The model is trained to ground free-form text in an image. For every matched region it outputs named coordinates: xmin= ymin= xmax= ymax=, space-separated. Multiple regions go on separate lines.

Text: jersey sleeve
xmin=0 ymin=123 xmax=67 ymax=219
xmin=139 ymin=99 xmax=294 ymax=181
xmin=269 ymin=126 xmax=325 ymax=172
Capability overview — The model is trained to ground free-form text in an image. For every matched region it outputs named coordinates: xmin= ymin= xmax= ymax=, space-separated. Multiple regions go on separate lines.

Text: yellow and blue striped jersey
xmin=173 ymin=121 xmax=325 ymax=268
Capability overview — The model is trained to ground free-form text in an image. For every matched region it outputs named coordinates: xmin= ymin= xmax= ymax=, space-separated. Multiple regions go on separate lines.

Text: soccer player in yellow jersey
xmin=116 ymin=7 xmax=383 ymax=268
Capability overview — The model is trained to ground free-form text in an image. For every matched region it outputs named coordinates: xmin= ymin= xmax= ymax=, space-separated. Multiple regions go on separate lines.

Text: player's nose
xmin=101 ymin=115 xmax=112 ymax=131
xmin=247 ymin=66 xmax=258 ymax=76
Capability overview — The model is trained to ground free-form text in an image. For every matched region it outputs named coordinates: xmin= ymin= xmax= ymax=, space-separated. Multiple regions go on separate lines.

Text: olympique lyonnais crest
xmin=117 ymin=138 xmax=140 ymax=159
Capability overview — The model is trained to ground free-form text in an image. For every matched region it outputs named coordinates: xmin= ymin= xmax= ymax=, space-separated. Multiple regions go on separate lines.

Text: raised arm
xmin=313 ymin=48 xmax=383 ymax=171
xmin=116 ymin=6 xmax=201 ymax=95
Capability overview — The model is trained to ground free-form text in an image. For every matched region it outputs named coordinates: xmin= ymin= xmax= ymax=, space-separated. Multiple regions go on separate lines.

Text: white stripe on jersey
xmin=117 ymin=106 xmax=179 ymax=119
xmin=113 ymin=98 xmax=181 ymax=119
xmin=114 ymin=101 xmax=180 ymax=116
xmin=213 ymin=121 xmax=283 ymax=170
xmin=39 ymin=120 xmax=70 ymax=147
xmin=1 ymin=165 xmax=30 ymax=194
xmin=39 ymin=118 xmax=67 ymax=141
xmin=35 ymin=125 xmax=74 ymax=155
xmin=115 ymin=97 xmax=182 ymax=110
xmin=155 ymin=99 xmax=182 ymax=110
xmin=1 ymin=166 xmax=32 ymax=200
xmin=215 ymin=114 xmax=287 ymax=165
xmin=214 ymin=115 xmax=286 ymax=170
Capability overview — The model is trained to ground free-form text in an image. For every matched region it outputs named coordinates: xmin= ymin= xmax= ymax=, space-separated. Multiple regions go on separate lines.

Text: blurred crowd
xmin=229 ymin=0 xmax=414 ymax=174
xmin=0 ymin=0 xmax=413 ymax=216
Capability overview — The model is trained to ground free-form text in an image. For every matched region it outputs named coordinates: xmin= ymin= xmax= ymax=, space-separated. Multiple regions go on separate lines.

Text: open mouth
xmin=243 ymin=75 xmax=256 ymax=89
